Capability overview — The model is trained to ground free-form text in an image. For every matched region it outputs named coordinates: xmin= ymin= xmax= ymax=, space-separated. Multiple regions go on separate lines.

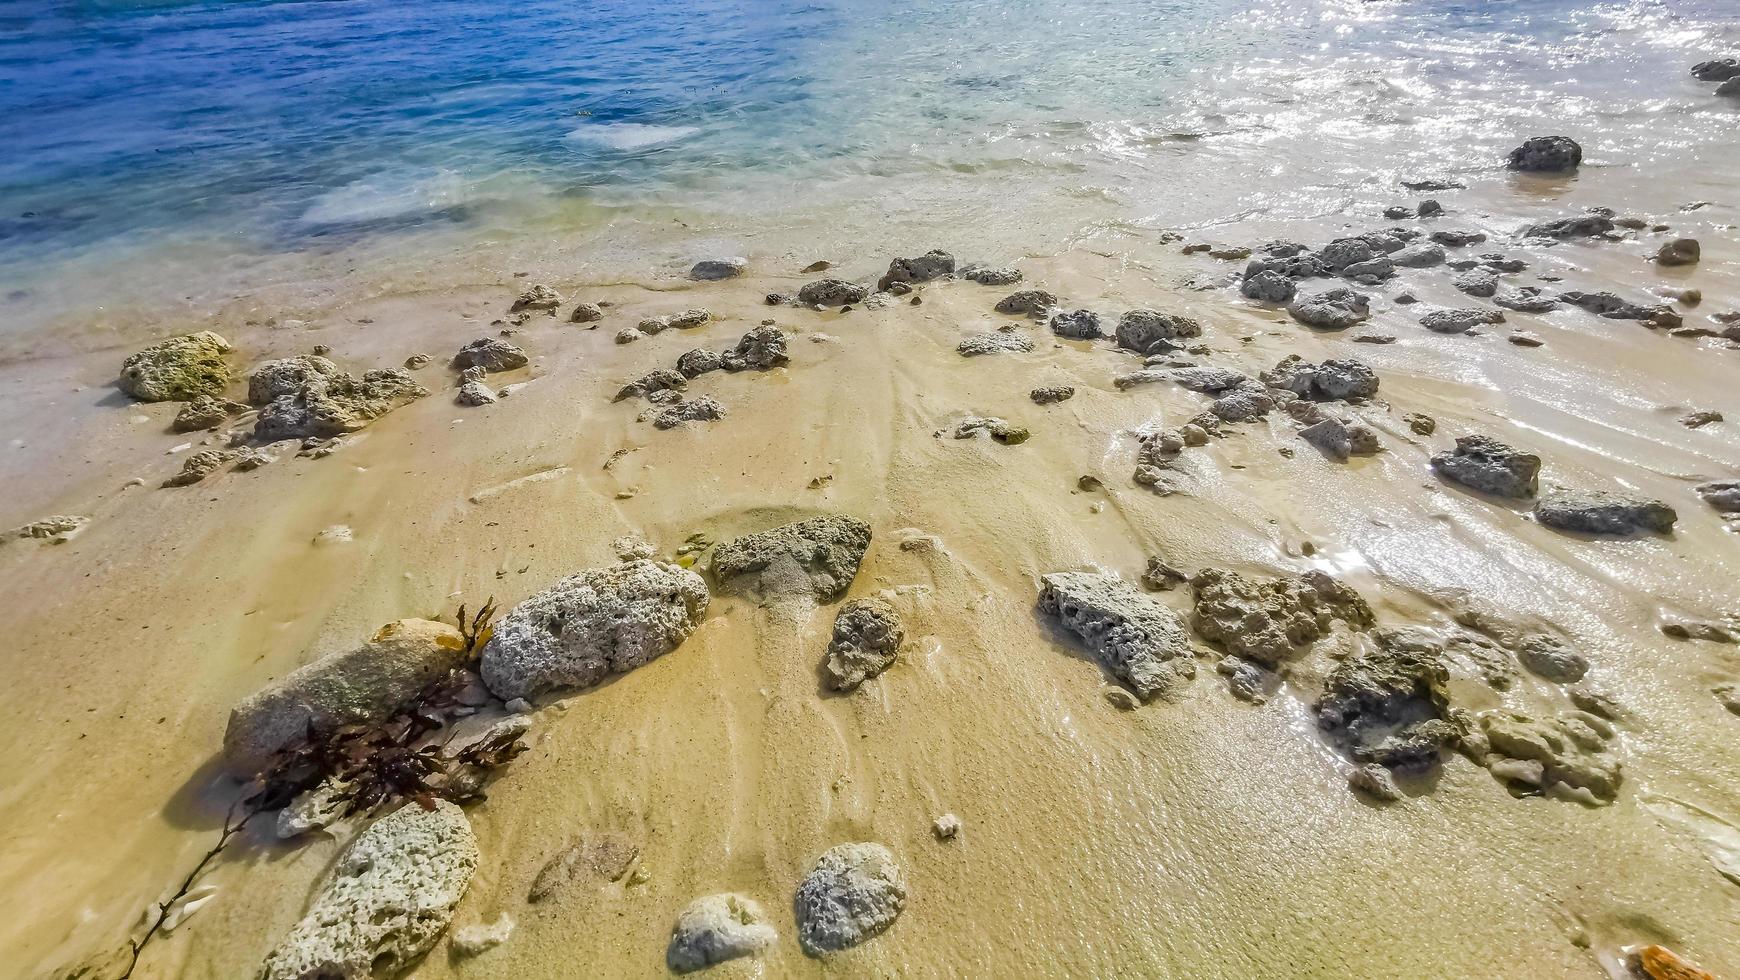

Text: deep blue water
xmin=1 ymin=0 xmax=1736 ymax=300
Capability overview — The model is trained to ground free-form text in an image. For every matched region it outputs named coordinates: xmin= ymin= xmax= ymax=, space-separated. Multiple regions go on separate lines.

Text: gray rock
xmin=1507 ymin=136 xmax=1582 ymax=172
xmin=1558 ymin=290 xmax=1661 ymax=320
xmin=711 ymin=515 xmax=871 ymax=602
xmin=1655 ymin=238 xmax=1700 ymax=266
xmin=224 ymin=618 xmax=470 ymax=773
xmin=824 ymin=596 xmax=903 ymax=691
xmin=1030 ymin=385 xmax=1074 ymax=404
xmin=7 ymin=515 xmax=88 ymax=541
xmin=1720 ymin=76 xmax=1740 ymax=97
xmin=1240 ymin=270 xmax=1296 ymax=303
xmin=1288 ymin=287 xmax=1370 ymax=330
xmin=260 ymin=802 xmax=478 ymax=980
xmin=720 ymin=326 xmax=790 ymax=371
xmin=1523 ymin=213 xmax=1614 ymax=239
xmin=1535 ymin=488 xmax=1676 ymax=536
xmin=1418 ymin=199 xmax=1445 ymax=217
xmin=1317 ymin=238 xmax=1376 ymax=271
xmin=954 ymin=416 xmax=1028 ymax=444
xmin=118 ymin=332 xmax=234 ymax=403
xmin=1191 ymin=568 xmax=1372 ymax=665
xmin=1343 ymin=257 xmax=1395 ymax=281
xmin=1049 ymin=308 xmax=1104 ymax=340
xmin=1514 ymin=634 xmax=1589 ymax=683
xmin=480 ymin=560 xmax=709 ymax=701
xmin=1116 ymin=309 xmax=1202 ymax=354
xmin=1430 ymin=229 xmax=1487 ymax=248
xmin=1495 ymin=287 xmax=1559 ymax=313
xmin=615 ymin=369 xmax=687 ymax=403
xmin=456 ymin=381 xmax=498 ymax=406
xmin=877 ymin=249 xmax=955 ymax=291
xmin=639 ymin=309 xmax=712 ymax=333
xmin=162 ymin=449 xmax=236 ymax=488
xmin=1419 ymin=308 xmax=1502 ymax=335
xmin=1164 ymin=366 xmax=1248 ymax=394
xmin=1300 ymin=416 xmax=1381 ymax=460
xmin=511 ymin=283 xmax=563 ymax=313
xmin=1038 ymin=572 xmax=1196 ymax=700
xmin=1696 ymin=480 xmax=1740 ymax=514
xmin=1691 ymin=58 xmax=1740 ymax=81
xmin=615 ymin=328 xmax=641 ymax=344
xmin=794 ymin=843 xmax=906 ymax=956
xmin=249 ymin=355 xmax=340 ymax=405
xmin=962 ymin=266 xmax=1022 ymax=286
xmin=668 ymin=894 xmax=776 ymax=973
xmin=994 ymin=290 xmax=1058 ymax=316
xmin=1430 ymin=434 xmax=1540 ymax=498
xmin=798 ymin=279 xmax=869 ymax=307
xmin=1210 ymin=382 xmax=1277 ymax=422
xmin=689 ymin=258 xmax=746 ymax=281
xmin=676 ymin=348 xmax=722 ymax=378
xmin=569 ymin=302 xmax=604 ymax=323
xmin=452 ymin=338 xmax=529 ymax=373
xmin=653 ymin=396 xmax=726 ymax=429
xmin=172 ymin=394 xmax=246 ymax=432
xmin=957 ymin=331 xmax=1034 ymax=356
xmin=1260 ymin=355 xmax=1376 ymax=401
xmin=1349 ymin=763 xmax=1404 ymax=801
xmin=1453 ymin=269 xmax=1499 ymax=298
xmin=451 ymin=915 xmax=515 ymax=958
xmin=1315 ymin=628 xmax=1453 ymax=770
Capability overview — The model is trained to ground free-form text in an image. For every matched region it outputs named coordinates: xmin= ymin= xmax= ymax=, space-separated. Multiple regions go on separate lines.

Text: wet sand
xmin=2 ymin=160 xmax=1739 ymax=978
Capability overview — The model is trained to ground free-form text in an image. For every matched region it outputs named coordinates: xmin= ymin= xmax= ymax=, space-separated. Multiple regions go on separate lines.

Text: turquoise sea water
xmin=1 ymin=0 xmax=1736 ymax=318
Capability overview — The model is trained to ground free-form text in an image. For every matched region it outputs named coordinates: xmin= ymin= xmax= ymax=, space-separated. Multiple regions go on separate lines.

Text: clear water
xmin=1 ymin=0 xmax=1736 ymax=319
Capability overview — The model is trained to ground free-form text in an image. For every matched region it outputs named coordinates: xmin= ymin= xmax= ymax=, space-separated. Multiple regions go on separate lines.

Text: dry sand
xmin=1 ymin=164 xmax=1738 ymax=979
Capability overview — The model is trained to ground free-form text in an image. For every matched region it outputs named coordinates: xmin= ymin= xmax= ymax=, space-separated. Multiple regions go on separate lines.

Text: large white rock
xmin=260 ymin=801 xmax=479 ymax=979
xmin=794 ymin=843 xmax=906 ymax=956
xmin=479 ymin=560 xmax=709 ymax=700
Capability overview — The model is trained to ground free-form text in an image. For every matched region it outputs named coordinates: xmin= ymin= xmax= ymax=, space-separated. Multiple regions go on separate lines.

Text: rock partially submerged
xmin=479 ymin=561 xmax=709 ymax=701
xmin=1430 ymin=435 xmax=1540 ymax=498
xmin=1288 ymin=288 xmax=1369 ymax=330
xmin=1507 ymin=135 xmax=1582 ymax=173
xmin=1420 ymin=307 xmax=1503 ymax=335
xmin=162 ymin=448 xmax=235 ymax=488
xmin=118 ymin=332 xmax=233 ymax=403
xmin=798 ymin=279 xmax=869 ymax=307
xmin=1049 ymin=308 xmax=1103 ymax=340
xmin=1315 ymin=628 xmax=1454 ymax=771
xmin=1190 ymin=568 xmax=1372 ymax=666
xmin=260 ymin=801 xmax=478 ymax=980
xmin=794 ymin=843 xmax=906 ymax=956
xmin=1240 ymin=270 xmax=1296 ymax=303
xmin=689 ymin=258 xmax=746 ymax=281
xmin=994 ymin=290 xmax=1057 ymax=316
xmin=638 ymin=309 xmax=712 ymax=333
xmin=668 ymin=894 xmax=776 ymax=973
xmin=824 ymin=596 xmax=903 ymax=691
xmin=7 ymin=515 xmax=89 ymax=542
xmin=711 ymin=515 xmax=871 ymax=602
xmin=452 ymin=338 xmax=528 ymax=373
xmin=877 ymin=249 xmax=954 ymax=291
xmin=255 ymin=369 xmax=428 ymax=441
xmin=1535 ymin=488 xmax=1676 ymax=536
xmin=1038 ymin=572 xmax=1196 ymax=700
xmin=1522 ymin=213 xmax=1614 ymax=239
xmin=1116 ymin=310 xmax=1201 ymax=354
xmin=224 ymin=619 xmax=470 ymax=773
xmin=957 ymin=332 xmax=1034 ymax=356
xmin=1696 ymin=480 xmax=1740 ymax=514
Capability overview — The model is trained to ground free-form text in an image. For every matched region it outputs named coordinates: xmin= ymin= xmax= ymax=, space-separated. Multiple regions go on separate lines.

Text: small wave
xmin=565 ymin=122 xmax=699 ymax=151
xmin=299 ymin=171 xmax=470 ymax=226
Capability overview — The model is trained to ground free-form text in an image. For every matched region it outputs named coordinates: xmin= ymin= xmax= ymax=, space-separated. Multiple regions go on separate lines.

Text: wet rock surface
xmin=994 ymin=290 xmax=1058 ymax=316
xmin=1116 ymin=309 xmax=1201 ymax=354
xmin=1535 ymin=488 xmax=1676 ymax=536
xmin=1039 ymin=572 xmax=1196 ymax=701
xmin=480 ymin=560 xmax=709 ymax=700
xmin=720 ymin=326 xmax=790 ymax=371
xmin=953 ymin=416 xmax=1029 ymax=444
xmin=689 ymin=258 xmax=746 ymax=281
xmin=798 ymin=279 xmax=869 ymax=307
xmin=794 ymin=843 xmax=906 ymax=956
xmin=1240 ymin=270 xmax=1297 ymax=303
xmin=1029 ymin=385 xmax=1074 ymax=404
xmin=878 ymin=249 xmax=955 ymax=291
xmin=711 ymin=515 xmax=871 ymax=602
xmin=639 ymin=309 xmax=712 ymax=333
xmin=1190 ymin=568 xmax=1373 ymax=666
xmin=1475 ymin=709 xmax=1621 ymax=803
xmin=118 ymin=332 xmax=233 ymax=403
xmin=958 ymin=331 xmax=1034 ymax=356
xmin=1315 ymin=628 xmax=1453 ymax=771
xmin=255 ymin=369 xmax=428 ymax=440
xmin=261 ymin=801 xmax=478 ymax=980
xmin=171 ymin=394 xmax=246 ymax=432
xmin=249 ymin=355 xmax=339 ymax=405
xmin=676 ymin=348 xmax=722 ymax=378
xmin=162 ymin=449 xmax=236 ymax=487
xmin=668 ymin=894 xmax=776 ymax=973
xmin=511 ymin=283 xmax=563 ymax=312
xmin=1507 ymin=135 xmax=1582 ymax=172
xmin=1289 ymin=287 xmax=1370 ymax=330
xmin=1048 ymin=308 xmax=1104 ymax=340
xmin=1430 ymin=435 xmax=1540 ymax=498
xmin=824 ymin=595 xmax=904 ymax=691
xmin=452 ymin=337 xmax=529 ymax=373
xmin=224 ymin=618 xmax=470 ymax=772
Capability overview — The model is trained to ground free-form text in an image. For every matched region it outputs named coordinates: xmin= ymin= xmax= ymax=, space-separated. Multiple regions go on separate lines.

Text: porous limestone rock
xmin=1038 ymin=572 xmax=1196 ymax=700
xmin=711 ymin=515 xmax=871 ymax=602
xmin=162 ymin=449 xmax=236 ymax=488
xmin=1190 ymin=568 xmax=1372 ymax=666
xmin=957 ymin=331 xmax=1034 ymax=356
xmin=1315 ymin=628 xmax=1453 ymax=771
xmin=1535 ymin=488 xmax=1677 ymax=536
xmin=794 ymin=843 xmax=906 ymax=956
xmin=172 ymin=394 xmax=246 ymax=432
xmin=255 ymin=370 xmax=427 ymax=440
xmin=994 ymin=290 xmax=1057 ymax=316
xmin=877 ymin=249 xmax=954 ymax=291
xmin=668 ymin=894 xmax=776 ymax=973
xmin=720 ymin=326 xmax=789 ymax=371
xmin=1116 ymin=309 xmax=1202 ymax=354
xmin=510 ymin=283 xmax=563 ymax=312
xmin=479 ymin=561 xmax=709 ymax=701
xmin=259 ymin=801 xmax=478 ymax=980
xmin=1288 ymin=288 xmax=1369 ymax=330
xmin=824 ymin=596 xmax=903 ymax=691
xmin=1475 ymin=709 xmax=1621 ymax=803
xmin=798 ymin=280 xmax=869 ymax=307
xmin=1430 ymin=435 xmax=1540 ymax=498
xmin=1048 ymin=308 xmax=1104 ymax=340
xmin=653 ymin=396 xmax=726 ymax=429
xmin=676 ymin=348 xmax=722 ymax=378
xmin=118 ymin=332 xmax=233 ymax=403
xmin=639 ymin=309 xmax=713 ymax=333
xmin=451 ymin=338 xmax=528 ymax=373
xmin=224 ymin=619 xmax=469 ymax=773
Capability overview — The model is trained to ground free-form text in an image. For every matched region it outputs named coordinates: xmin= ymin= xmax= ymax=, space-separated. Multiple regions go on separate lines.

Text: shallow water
xmin=3 ymin=0 xmax=1737 ymax=331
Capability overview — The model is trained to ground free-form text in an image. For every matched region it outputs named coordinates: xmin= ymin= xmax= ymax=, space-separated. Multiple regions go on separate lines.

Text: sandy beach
xmin=4 ymin=2 xmax=1740 ymax=977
